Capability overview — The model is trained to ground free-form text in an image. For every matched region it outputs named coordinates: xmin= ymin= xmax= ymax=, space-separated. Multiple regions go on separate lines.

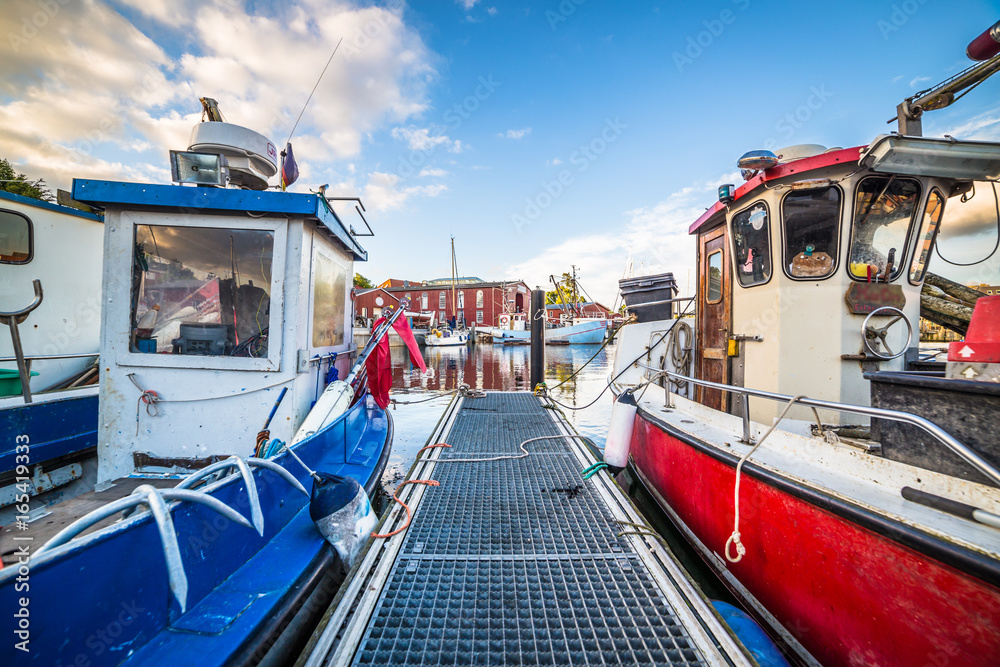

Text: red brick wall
xmin=372 ymin=282 xmax=529 ymax=327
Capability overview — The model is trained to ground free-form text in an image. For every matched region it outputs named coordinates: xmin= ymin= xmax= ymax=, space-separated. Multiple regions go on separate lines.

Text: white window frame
xmin=115 ymin=210 xmax=287 ymax=372
xmin=308 ymin=234 xmax=353 ymax=353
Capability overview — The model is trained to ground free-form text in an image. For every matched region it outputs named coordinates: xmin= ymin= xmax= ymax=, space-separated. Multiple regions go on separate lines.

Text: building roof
xmin=355 ymin=288 xmax=400 ymax=301
xmin=423 ymin=276 xmax=485 ymax=285
xmin=380 ymin=280 xmax=528 ymax=292
xmin=378 ymin=279 xmax=423 ymax=288
xmin=72 ymin=179 xmax=368 ymax=260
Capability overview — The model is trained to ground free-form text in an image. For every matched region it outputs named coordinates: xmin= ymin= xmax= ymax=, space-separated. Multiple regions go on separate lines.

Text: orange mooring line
xmin=372 ymin=479 xmax=440 ymax=539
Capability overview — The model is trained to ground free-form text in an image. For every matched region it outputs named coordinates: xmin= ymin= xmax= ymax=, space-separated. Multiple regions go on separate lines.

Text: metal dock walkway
xmin=299 ymin=392 xmax=754 ymax=666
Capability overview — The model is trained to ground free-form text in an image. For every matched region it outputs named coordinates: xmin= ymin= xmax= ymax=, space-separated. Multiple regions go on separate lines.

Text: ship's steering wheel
xmin=862 ymin=306 xmax=913 ymax=360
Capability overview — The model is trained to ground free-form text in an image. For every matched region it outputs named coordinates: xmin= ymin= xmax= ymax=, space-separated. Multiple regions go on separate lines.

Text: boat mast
xmin=450 ymin=236 xmax=457 ymax=326
xmin=571 ymin=264 xmax=578 ymax=322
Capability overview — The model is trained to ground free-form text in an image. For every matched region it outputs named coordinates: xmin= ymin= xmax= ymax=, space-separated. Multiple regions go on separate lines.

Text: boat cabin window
xmin=781 ymin=187 xmax=841 ymax=280
xmin=707 ymin=250 xmax=723 ymax=303
xmin=0 ymin=210 xmax=31 ymax=264
xmin=131 ymin=225 xmax=274 ymax=357
xmin=909 ymin=189 xmax=944 ymax=284
xmin=848 ymin=176 xmax=920 ymax=281
xmin=732 ymin=202 xmax=771 ymax=286
xmin=311 ymin=250 xmax=347 ymax=348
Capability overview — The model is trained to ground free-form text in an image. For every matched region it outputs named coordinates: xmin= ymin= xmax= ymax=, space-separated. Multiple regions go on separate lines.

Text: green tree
xmin=0 ymin=158 xmax=53 ymax=201
xmin=353 ymin=272 xmax=374 ymax=288
xmin=545 ymin=272 xmax=583 ymax=305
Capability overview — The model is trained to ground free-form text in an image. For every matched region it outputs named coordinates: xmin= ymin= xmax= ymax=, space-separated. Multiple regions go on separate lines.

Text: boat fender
xmin=309 ymin=472 xmax=377 ymax=569
xmin=604 ymin=390 xmax=638 ymax=473
xmin=711 ymin=601 xmax=791 ymax=666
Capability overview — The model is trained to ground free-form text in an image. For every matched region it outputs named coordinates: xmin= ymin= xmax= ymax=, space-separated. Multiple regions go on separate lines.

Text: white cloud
xmin=934 ymin=108 xmax=1000 ymax=142
xmin=487 ymin=7 xmax=498 ymax=16
xmin=418 ymin=167 xmax=449 ymax=178
xmin=546 ymin=158 xmax=563 ymax=166
xmin=499 ymin=127 xmax=532 ymax=140
xmin=909 ymin=75 xmax=931 ymax=88
xmin=457 ymin=0 xmax=479 ymax=9
xmin=363 ymin=171 xmax=447 ymax=211
xmin=392 ymin=126 xmax=465 ymax=153
xmin=0 ymin=0 xmax=435 ymax=191
xmin=506 ymin=177 xmax=729 ymax=304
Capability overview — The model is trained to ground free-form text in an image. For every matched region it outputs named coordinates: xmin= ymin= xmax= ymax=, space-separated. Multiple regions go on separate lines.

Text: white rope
xmin=416 ymin=434 xmax=592 ymax=464
xmin=725 ymin=394 xmax=806 ymax=563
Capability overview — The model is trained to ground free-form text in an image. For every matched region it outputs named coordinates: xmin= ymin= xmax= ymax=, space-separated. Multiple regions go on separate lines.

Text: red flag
xmin=363 ymin=314 xmax=427 ymax=410
xmin=365 ymin=317 xmax=392 ymax=409
xmin=392 ymin=316 xmax=426 ymax=373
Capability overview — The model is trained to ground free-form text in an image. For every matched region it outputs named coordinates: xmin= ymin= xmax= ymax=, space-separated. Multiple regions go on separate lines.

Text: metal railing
xmin=0 ymin=352 xmax=98 ymax=363
xmin=634 ymin=363 xmax=1000 ymax=487
xmin=625 ymin=295 xmax=695 ymax=309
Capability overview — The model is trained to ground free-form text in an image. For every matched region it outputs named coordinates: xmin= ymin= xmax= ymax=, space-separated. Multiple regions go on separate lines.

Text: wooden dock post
xmin=529 ymin=289 xmax=545 ymax=389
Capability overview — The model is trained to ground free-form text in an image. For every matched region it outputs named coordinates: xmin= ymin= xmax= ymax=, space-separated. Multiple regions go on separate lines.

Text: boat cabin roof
xmin=689 ymin=146 xmax=865 ymax=235
xmin=72 ymin=179 xmax=366 ymax=260
xmin=0 ymin=188 xmax=103 ymax=222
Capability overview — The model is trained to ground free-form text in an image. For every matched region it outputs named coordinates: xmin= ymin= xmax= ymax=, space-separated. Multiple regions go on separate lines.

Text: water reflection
xmin=383 ymin=342 xmax=617 ymax=483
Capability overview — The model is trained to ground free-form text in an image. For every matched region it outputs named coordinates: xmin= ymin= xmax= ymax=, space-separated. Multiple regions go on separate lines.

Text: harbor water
xmin=381 ymin=341 xmax=617 ymax=486
xmin=380 ymin=338 xmax=736 ymax=604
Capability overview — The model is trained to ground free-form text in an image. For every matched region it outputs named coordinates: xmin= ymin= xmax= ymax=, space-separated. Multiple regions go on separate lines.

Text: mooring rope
xmin=725 ymin=394 xmax=806 ymax=563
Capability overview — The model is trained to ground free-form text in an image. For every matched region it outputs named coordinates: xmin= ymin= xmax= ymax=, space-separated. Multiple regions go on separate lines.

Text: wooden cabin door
xmin=697 ymin=225 xmax=730 ymax=411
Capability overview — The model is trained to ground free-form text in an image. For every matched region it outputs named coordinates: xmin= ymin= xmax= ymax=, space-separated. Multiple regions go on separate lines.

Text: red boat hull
xmin=631 ymin=410 xmax=1000 ymax=666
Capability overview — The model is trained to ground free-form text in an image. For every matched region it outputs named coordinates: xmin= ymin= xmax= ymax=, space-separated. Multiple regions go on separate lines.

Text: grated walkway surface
xmin=350 ymin=393 xmax=711 ymax=666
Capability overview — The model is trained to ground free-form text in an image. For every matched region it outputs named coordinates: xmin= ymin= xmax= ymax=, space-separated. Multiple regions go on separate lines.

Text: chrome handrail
xmin=635 ymin=363 xmax=1000 ymax=487
xmin=0 ymin=279 xmax=43 ymax=404
xmin=176 ymin=456 xmax=264 ymax=535
xmin=0 ymin=352 xmax=98 ymax=363
xmin=36 ymin=485 xmax=254 ymax=613
xmin=624 ymin=296 xmax=695 ymax=308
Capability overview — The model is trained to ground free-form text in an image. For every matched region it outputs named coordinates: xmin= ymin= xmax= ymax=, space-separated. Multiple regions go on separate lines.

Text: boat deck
xmin=298 ymin=392 xmax=751 ymax=666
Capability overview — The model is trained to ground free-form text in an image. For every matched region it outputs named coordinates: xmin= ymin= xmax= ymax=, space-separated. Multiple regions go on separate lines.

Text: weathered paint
xmin=631 ymin=410 xmax=1000 ymax=666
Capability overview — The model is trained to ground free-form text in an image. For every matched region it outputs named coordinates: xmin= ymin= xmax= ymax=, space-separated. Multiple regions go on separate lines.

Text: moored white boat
xmin=0 ymin=190 xmax=105 ymax=520
xmin=424 ymin=327 xmax=469 ymax=346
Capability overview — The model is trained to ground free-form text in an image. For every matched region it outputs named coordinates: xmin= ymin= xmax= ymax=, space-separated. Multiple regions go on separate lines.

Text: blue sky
xmin=2 ymin=0 xmax=999 ymax=302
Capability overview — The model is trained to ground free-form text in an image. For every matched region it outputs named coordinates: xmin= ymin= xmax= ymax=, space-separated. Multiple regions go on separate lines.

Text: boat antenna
xmin=284 ymin=37 xmax=343 ymax=146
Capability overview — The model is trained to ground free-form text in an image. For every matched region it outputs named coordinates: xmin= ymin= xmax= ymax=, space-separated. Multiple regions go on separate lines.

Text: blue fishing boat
xmin=0 ymin=111 xmax=399 ymax=665
xmin=1 ymin=190 xmax=104 ymax=523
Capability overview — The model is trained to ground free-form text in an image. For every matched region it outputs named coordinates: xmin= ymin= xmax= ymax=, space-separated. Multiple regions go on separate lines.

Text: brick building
xmin=354 ymin=278 xmax=531 ymax=327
